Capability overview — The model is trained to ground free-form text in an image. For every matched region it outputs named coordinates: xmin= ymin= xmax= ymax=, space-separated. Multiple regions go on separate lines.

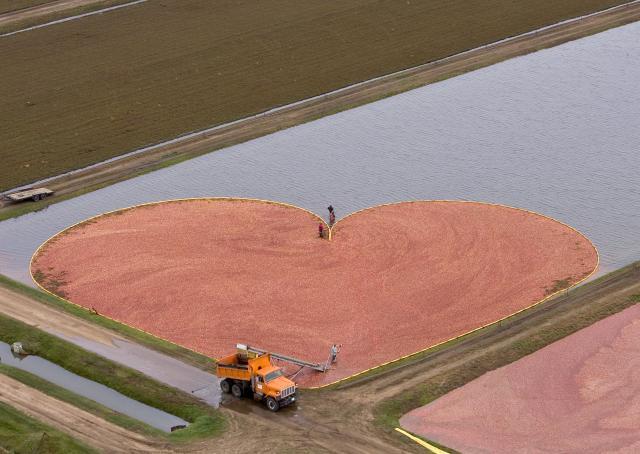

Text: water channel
xmin=0 ymin=341 xmax=188 ymax=432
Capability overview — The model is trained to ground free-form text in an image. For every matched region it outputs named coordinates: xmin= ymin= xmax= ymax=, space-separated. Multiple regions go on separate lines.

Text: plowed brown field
xmin=31 ymin=199 xmax=598 ymax=387
xmin=0 ymin=0 xmax=628 ymax=189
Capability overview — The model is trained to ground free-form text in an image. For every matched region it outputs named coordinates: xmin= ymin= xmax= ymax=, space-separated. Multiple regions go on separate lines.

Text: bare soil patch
xmin=31 ymin=199 xmax=597 ymax=387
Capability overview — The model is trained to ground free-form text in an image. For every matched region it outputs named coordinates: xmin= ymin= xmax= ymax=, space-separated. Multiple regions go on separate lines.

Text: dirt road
xmin=2 ymin=0 xmax=639 ymax=214
xmin=0 ymin=1 xmax=107 ymax=27
xmin=0 ymin=1 xmax=145 ymax=37
xmin=0 ymin=285 xmax=116 ymax=346
xmin=0 ymin=374 xmax=164 ymax=452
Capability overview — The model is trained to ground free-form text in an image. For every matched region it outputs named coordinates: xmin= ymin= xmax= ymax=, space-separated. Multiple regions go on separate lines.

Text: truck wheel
xmin=231 ymin=383 xmax=243 ymax=398
xmin=220 ymin=379 xmax=231 ymax=394
xmin=32 ymin=195 xmax=40 ymax=201
xmin=265 ymin=397 xmax=280 ymax=412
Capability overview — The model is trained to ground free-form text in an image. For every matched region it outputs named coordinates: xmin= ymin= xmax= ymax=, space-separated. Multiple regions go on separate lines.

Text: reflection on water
xmin=0 ymin=342 xmax=188 ymax=432
xmin=0 ymin=22 xmax=639 ymax=283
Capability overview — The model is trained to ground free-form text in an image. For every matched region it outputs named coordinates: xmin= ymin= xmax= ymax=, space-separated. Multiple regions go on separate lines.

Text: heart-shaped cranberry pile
xmin=32 ymin=199 xmax=597 ymax=387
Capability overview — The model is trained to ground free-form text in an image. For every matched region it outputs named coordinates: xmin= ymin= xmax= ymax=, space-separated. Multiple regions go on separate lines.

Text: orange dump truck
xmin=216 ymin=345 xmax=297 ymax=411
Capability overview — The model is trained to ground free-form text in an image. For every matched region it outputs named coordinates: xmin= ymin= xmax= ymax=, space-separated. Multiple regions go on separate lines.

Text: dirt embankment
xmin=2 ymin=1 xmax=639 ymax=213
xmin=0 ymin=374 xmax=164 ymax=452
xmin=0 ymin=282 xmax=124 ymax=347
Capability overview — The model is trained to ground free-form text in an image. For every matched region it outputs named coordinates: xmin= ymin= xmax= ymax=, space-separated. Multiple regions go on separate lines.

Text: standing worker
xmin=318 ymin=222 xmax=324 ymax=239
xmin=328 ymin=205 xmax=335 ymax=227
xmin=330 ymin=344 xmax=341 ymax=363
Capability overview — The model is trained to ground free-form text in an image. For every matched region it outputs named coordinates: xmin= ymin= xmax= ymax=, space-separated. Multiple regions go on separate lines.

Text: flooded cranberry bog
xmin=30 ymin=199 xmax=597 ymax=387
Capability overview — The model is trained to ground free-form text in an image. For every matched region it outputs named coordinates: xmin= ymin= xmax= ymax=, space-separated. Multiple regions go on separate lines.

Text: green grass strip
xmin=0 ymin=400 xmax=96 ymax=454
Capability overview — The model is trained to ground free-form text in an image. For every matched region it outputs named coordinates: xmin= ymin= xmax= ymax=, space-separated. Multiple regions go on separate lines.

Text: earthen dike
xmin=31 ymin=199 xmax=598 ymax=387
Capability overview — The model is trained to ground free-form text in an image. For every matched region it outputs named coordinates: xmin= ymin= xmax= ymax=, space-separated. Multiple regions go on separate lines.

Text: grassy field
xmin=0 ymin=313 xmax=225 ymax=442
xmin=0 ymin=0 xmax=627 ymax=190
xmin=0 ymin=401 xmax=95 ymax=453
xmin=0 ymin=0 xmax=50 ymax=14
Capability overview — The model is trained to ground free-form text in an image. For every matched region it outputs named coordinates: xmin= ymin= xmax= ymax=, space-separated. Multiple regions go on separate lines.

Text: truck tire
xmin=32 ymin=195 xmax=40 ymax=201
xmin=265 ymin=397 xmax=280 ymax=412
xmin=220 ymin=379 xmax=231 ymax=394
xmin=231 ymin=383 xmax=243 ymax=398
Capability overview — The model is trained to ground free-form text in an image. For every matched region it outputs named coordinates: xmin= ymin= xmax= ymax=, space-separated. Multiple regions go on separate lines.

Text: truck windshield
xmin=264 ymin=370 xmax=283 ymax=382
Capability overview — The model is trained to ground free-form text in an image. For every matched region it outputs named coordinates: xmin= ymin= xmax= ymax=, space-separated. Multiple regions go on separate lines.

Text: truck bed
xmin=5 ymin=187 xmax=53 ymax=202
xmin=216 ymin=354 xmax=251 ymax=381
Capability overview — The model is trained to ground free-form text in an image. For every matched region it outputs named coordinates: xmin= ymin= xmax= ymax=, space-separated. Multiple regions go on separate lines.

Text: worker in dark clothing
xmin=318 ymin=222 xmax=324 ymax=239
xmin=328 ymin=205 xmax=335 ymax=227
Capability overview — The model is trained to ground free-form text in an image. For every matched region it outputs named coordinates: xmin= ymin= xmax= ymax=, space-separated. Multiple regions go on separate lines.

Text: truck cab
xmin=216 ymin=346 xmax=297 ymax=411
xmin=252 ymin=365 xmax=297 ymax=410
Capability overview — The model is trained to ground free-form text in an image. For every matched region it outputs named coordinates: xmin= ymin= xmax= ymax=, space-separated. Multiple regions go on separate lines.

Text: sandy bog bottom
xmin=400 ymin=304 xmax=640 ymax=453
xmin=31 ymin=199 xmax=597 ymax=386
